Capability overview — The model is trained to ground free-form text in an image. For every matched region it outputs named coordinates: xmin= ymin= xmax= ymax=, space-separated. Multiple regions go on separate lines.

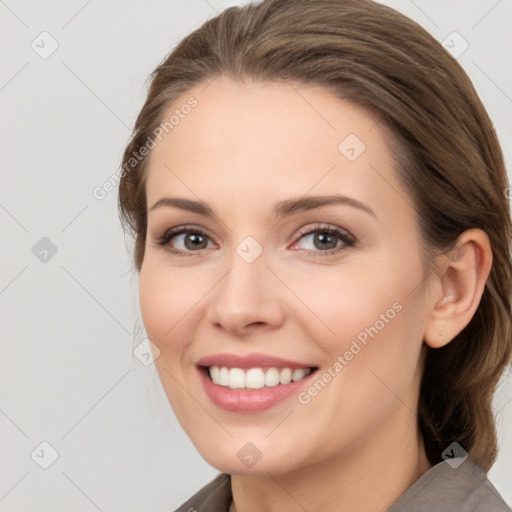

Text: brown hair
xmin=118 ymin=0 xmax=512 ymax=471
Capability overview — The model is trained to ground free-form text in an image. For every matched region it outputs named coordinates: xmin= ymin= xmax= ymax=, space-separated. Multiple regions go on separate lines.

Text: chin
xmin=191 ymin=438 xmax=302 ymax=476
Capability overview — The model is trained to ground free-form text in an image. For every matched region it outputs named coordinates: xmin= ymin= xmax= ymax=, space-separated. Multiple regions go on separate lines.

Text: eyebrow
xmin=149 ymin=194 xmax=376 ymax=219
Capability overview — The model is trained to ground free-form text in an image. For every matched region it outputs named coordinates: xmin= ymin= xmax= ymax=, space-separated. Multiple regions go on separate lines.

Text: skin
xmin=139 ymin=75 xmax=492 ymax=512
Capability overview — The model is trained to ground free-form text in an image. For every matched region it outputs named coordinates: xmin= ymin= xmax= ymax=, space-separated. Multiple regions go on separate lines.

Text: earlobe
xmin=423 ymin=229 xmax=493 ymax=349
xmin=424 ymin=296 xmax=455 ymax=349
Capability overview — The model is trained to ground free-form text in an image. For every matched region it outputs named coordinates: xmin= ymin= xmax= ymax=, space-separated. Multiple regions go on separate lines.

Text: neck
xmin=229 ymin=411 xmax=432 ymax=512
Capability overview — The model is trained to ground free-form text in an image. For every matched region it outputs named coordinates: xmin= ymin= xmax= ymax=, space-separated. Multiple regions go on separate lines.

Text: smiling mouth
xmin=199 ymin=365 xmax=319 ymax=390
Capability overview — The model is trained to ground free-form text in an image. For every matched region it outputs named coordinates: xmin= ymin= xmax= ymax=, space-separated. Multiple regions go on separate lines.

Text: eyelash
xmin=151 ymin=223 xmax=357 ymax=257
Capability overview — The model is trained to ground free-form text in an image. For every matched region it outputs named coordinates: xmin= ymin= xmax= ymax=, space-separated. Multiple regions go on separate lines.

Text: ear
xmin=424 ymin=229 xmax=493 ymax=349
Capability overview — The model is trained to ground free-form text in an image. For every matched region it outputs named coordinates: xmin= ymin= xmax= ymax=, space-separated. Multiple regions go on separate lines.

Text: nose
xmin=205 ymin=255 xmax=286 ymax=336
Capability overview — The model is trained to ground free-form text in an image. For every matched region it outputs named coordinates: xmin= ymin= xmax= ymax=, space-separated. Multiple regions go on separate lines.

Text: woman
xmin=117 ymin=0 xmax=512 ymax=510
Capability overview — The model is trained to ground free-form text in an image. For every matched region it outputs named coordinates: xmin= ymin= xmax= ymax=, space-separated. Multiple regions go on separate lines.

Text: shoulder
xmin=388 ymin=458 xmax=511 ymax=512
xmin=172 ymin=473 xmax=232 ymax=512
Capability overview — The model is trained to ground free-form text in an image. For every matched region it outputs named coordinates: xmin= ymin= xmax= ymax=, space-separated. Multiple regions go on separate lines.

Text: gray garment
xmin=174 ymin=458 xmax=511 ymax=512
xmin=388 ymin=458 xmax=511 ymax=512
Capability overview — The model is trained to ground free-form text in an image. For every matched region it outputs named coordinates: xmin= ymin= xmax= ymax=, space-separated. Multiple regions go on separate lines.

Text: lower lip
xmin=197 ymin=366 xmax=317 ymax=412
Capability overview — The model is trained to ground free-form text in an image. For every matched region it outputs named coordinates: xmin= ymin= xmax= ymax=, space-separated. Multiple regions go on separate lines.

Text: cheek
xmin=139 ymin=262 xmax=223 ymax=361
xmin=286 ymin=255 xmax=425 ymax=364
xmin=138 ymin=265 xmax=202 ymax=423
xmin=138 ymin=265 xmax=188 ymax=352
xmin=289 ymin=269 xmax=425 ymax=436
xmin=286 ymin=266 xmax=395 ymax=342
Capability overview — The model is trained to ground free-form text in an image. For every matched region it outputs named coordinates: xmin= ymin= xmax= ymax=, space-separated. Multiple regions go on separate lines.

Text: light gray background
xmin=1 ymin=0 xmax=511 ymax=510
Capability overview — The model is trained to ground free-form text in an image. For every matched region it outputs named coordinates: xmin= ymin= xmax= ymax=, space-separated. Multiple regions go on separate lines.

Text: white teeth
xmin=292 ymin=368 xmax=308 ymax=381
xmin=279 ymin=368 xmax=292 ymax=385
xmin=208 ymin=366 xmax=312 ymax=389
xmin=218 ymin=367 xmax=230 ymax=386
xmin=228 ymin=368 xmax=246 ymax=389
xmin=265 ymin=367 xmax=280 ymax=387
xmin=210 ymin=366 xmax=220 ymax=383
xmin=245 ymin=368 xmax=265 ymax=389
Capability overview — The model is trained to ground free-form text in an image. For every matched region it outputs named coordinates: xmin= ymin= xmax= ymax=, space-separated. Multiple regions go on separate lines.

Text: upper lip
xmin=196 ymin=353 xmax=317 ymax=370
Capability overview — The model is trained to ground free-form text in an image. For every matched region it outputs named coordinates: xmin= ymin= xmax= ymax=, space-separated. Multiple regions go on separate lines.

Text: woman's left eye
xmin=291 ymin=225 xmax=356 ymax=254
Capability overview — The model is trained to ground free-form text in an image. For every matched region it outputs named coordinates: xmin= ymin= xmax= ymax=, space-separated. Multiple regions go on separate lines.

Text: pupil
xmin=185 ymin=233 xmax=206 ymax=250
xmin=314 ymin=233 xmax=336 ymax=250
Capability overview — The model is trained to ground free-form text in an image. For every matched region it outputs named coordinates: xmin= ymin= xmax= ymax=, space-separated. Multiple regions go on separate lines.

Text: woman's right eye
xmin=152 ymin=227 xmax=215 ymax=256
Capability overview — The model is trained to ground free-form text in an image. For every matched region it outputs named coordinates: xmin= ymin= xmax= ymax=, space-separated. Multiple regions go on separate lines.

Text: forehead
xmin=144 ymin=76 xmax=407 ymax=219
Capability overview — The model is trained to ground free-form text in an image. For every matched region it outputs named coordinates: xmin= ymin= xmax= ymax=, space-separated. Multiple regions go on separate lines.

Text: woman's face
xmin=139 ymin=76 xmax=433 ymax=475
